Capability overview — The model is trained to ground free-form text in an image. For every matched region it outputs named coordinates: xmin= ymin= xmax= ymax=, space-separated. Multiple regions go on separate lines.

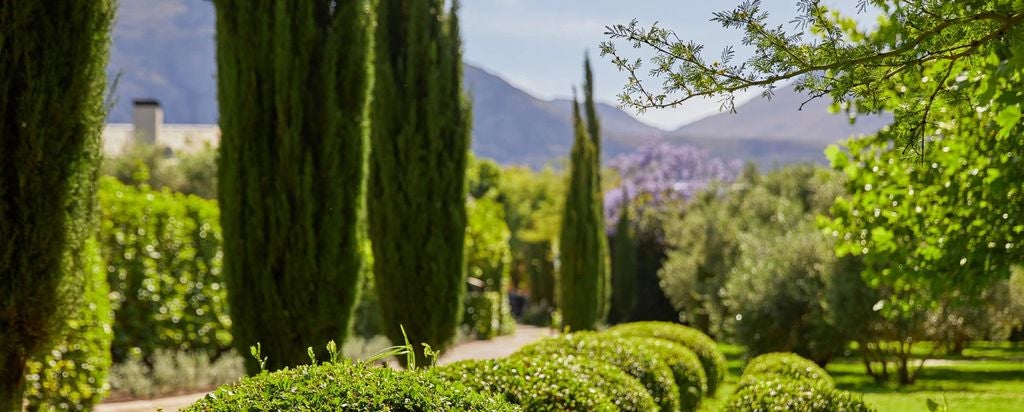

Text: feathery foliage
xmin=0 ymin=1 xmax=112 ymax=409
xmin=369 ymin=0 xmax=472 ymax=365
xmin=559 ymin=95 xmax=607 ymax=331
xmin=213 ymin=0 xmax=372 ymax=373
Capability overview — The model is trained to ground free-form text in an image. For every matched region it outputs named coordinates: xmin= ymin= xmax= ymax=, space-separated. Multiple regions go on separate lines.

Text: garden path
xmin=95 ymin=324 xmax=555 ymax=412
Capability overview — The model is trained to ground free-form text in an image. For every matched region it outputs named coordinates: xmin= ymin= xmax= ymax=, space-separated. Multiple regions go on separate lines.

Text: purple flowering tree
xmin=605 ymin=143 xmax=741 ymax=226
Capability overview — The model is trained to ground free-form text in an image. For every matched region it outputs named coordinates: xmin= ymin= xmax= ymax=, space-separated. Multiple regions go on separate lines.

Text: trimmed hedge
xmin=516 ymin=332 xmax=680 ymax=411
xmin=624 ymin=337 xmax=706 ymax=411
xmin=98 ymin=177 xmax=231 ymax=361
xmin=186 ymin=360 xmax=516 ymax=411
xmin=725 ymin=376 xmax=872 ymax=412
xmin=740 ymin=352 xmax=833 ymax=387
xmin=24 ymin=238 xmax=113 ymax=411
xmin=606 ymin=321 xmax=728 ymax=395
xmin=434 ymin=356 xmax=656 ymax=411
xmin=726 ymin=353 xmax=872 ymax=412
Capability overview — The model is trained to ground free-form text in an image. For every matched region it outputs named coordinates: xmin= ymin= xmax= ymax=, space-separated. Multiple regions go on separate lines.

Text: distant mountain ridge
xmin=108 ymin=0 xmax=888 ymax=167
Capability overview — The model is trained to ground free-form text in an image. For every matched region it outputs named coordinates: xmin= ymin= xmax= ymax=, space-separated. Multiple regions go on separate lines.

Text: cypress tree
xmin=581 ymin=54 xmax=611 ymax=321
xmin=0 ymin=1 xmax=113 ymax=409
xmin=369 ymin=0 xmax=471 ymax=365
xmin=559 ymin=94 xmax=606 ymax=331
xmin=214 ymin=0 xmax=372 ymax=373
xmin=611 ymin=192 xmax=637 ymax=323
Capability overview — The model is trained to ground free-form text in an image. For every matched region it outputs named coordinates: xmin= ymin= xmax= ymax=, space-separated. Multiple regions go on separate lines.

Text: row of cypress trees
xmin=0 ymin=2 xmax=115 ymax=410
xmin=214 ymin=0 xmax=469 ymax=370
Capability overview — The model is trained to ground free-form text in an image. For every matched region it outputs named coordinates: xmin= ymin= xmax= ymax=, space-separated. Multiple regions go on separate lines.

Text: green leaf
xmin=995 ymin=104 xmax=1021 ymax=137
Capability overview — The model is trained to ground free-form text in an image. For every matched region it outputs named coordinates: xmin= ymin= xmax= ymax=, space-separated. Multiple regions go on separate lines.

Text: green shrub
xmin=624 ymin=337 xmax=706 ymax=411
xmin=605 ymin=321 xmax=728 ymax=395
xmin=186 ymin=361 xmax=516 ymax=411
xmin=725 ymin=376 xmax=873 ymax=412
xmin=740 ymin=353 xmax=833 ymax=387
xmin=516 ymin=332 xmax=680 ymax=411
xmin=723 ymin=224 xmax=846 ymax=365
xmin=435 ymin=356 xmax=656 ymax=411
xmin=24 ymin=239 xmax=113 ymax=411
xmin=98 ymin=177 xmax=231 ymax=361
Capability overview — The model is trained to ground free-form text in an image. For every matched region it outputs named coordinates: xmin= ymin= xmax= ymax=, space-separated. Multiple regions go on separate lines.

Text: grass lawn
xmin=699 ymin=342 xmax=1024 ymax=412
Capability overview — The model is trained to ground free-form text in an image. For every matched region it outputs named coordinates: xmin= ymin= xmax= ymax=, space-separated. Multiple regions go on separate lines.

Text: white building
xmin=103 ymin=100 xmax=219 ymax=156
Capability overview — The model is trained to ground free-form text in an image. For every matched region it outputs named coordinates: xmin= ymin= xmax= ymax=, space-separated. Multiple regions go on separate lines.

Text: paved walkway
xmin=96 ymin=324 xmax=555 ymax=412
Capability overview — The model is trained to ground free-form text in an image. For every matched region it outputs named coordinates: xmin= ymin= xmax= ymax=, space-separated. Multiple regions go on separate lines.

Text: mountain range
xmin=107 ymin=0 xmax=887 ymax=167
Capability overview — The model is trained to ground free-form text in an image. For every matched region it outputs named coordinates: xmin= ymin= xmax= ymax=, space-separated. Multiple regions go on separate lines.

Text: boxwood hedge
xmin=624 ymin=337 xmax=706 ymax=411
xmin=740 ymin=352 xmax=833 ymax=387
xmin=434 ymin=356 xmax=656 ymax=411
xmin=516 ymin=332 xmax=680 ymax=411
xmin=605 ymin=321 xmax=728 ymax=395
xmin=99 ymin=177 xmax=231 ymax=361
xmin=186 ymin=360 xmax=516 ymax=411
xmin=725 ymin=376 xmax=873 ymax=412
xmin=727 ymin=353 xmax=872 ymax=412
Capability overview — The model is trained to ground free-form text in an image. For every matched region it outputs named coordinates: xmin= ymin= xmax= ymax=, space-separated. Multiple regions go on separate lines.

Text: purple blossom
xmin=605 ymin=143 xmax=741 ymax=225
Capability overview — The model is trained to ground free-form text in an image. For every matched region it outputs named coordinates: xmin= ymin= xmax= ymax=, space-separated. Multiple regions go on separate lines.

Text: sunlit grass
xmin=701 ymin=342 xmax=1024 ymax=412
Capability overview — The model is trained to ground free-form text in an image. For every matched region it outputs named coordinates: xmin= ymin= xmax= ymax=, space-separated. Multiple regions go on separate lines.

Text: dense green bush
xmin=24 ymin=239 xmax=112 ymax=411
xmin=725 ymin=376 xmax=873 ymax=412
xmin=435 ymin=356 xmax=656 ymax=411
xmin=740 ymin=353 xmax=833 ymax=387
xmin=623 ymin=337 xmax=706 ymax=411
xmin=724 ymin=223 xmax=846 ymax=365
xmin=98 ymin=177 xmax=231 ymax=361
xmin=517 ymin=332 xmax=680 ymax=411
xmin=186 ymin=360 xmax=516 ymax=411
xmin=464 ymin=197 xmax=515 ymax=338
xmin=727 ymin=353 xmax=870 ymax=412
xmin=605 ymin=321 xmax=728 ymax=395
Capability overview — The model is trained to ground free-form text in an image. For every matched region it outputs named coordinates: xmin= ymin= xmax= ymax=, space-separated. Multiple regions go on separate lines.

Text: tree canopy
xmin=603 ymin=0 xmax=1024 ymax=297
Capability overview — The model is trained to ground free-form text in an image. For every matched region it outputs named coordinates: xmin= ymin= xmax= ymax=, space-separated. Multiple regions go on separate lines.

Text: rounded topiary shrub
xmin=725 ymin=376 xmax=873 ymax=412
xmin=185 ymin=361 xmax=516 ymax=411
xmin=605 ymin=321 xmax=728 ymax=395
xmin=516 ymin=332 xmax=680 ymax=411
xmin=624 ymin=337 xmax=706 ymax=411
xmin=741 ymin=352 xmax=833 ymax=387
xmin=25 ymin=238 xmax=113 ymax=411
xmin=435 ymin=356 xmax=655 ymax=411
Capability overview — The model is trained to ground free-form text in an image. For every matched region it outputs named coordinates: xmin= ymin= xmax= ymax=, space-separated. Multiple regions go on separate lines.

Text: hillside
xmin=107 ymin=0 xmax=888 ymax=168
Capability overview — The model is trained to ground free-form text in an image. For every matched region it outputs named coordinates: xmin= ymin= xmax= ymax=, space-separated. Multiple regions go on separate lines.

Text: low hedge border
xmin=725 ymin=375 xmax=873 ymax=412
xmin=623 ymin=337 xmax=706 ymax=411
xmin=185 ymin=360 xmax=517 ymax=411
xmin=726 ymin=353 xmax=873 ymax=412
xmin=605 ymin=321 xmax=729 ymax=395
xmin=740 ymin=352 xmax=833 ymax=387
xmin=434 ymin=356 xmax=656 ymax=411
xmin=516 ymin=332 xmax=681 ymax=412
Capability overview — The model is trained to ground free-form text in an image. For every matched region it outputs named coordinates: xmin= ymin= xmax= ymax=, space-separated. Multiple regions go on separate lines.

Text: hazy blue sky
xmin=460 ymin=0 xmax=873 ymax=130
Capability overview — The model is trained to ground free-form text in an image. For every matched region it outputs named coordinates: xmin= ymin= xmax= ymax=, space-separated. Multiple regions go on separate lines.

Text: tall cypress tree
xmin=0 ymin=2 xmax=112 ymax=409
xmin=559 ymin=94 xmax=605 ymax=331
xmin=581 ymin=54 xmax=611 ymax=321
xmin=214 ymin=0 xmax=372 ymax=373
xmin=369 ymin=0 xmax=471 ymax=366
xmin=610 ymin=192 xmax=637 ymax=323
